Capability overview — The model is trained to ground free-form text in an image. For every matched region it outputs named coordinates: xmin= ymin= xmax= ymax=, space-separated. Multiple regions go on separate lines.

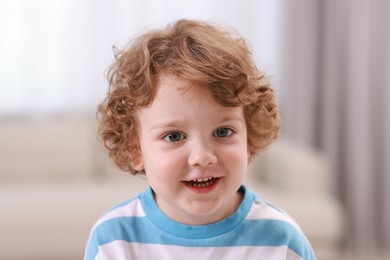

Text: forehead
xmin=154 ymin=74 xmax=205 ymax=102
xmin=139 ymin=74 xmax=244 ymax=119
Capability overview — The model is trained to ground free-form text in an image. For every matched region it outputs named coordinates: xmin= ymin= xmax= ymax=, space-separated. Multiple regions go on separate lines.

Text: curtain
xmin=279 ymin=0 xmax=390 ymax=252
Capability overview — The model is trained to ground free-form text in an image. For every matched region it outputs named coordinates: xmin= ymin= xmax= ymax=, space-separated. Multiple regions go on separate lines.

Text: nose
xmin=188 ymin=138 xmax=217 ymax=167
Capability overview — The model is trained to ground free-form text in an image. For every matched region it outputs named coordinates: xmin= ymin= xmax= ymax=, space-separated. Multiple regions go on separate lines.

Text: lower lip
xmin=183 ymin=178 xmax=221 ymax=194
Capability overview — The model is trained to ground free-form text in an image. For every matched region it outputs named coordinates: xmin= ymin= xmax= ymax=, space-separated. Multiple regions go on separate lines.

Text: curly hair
xmin=98 ymin=19 xmax=281 ymax=174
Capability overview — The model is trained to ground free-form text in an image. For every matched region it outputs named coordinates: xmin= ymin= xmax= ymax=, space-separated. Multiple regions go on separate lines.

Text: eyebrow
xmin=148 ymin=114 xmax=245 ymax=132
xmin=217 ymin=115 xmax=245 ymax=125
xmin=149 ymin=120 xmax=185 ymax=132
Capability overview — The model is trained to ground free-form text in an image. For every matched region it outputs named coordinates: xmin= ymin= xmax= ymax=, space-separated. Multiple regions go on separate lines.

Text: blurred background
xmin=1 ymin=0 xmax=389 ymax=259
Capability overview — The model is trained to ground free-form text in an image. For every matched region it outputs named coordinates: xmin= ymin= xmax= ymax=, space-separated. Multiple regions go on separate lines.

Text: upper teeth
xmin=193 ymin=177 xmax=214 ymax=182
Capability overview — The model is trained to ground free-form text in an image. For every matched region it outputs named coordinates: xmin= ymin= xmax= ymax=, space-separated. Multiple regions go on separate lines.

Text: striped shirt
xmin=84 ymin=185 xmax=316 ymax=260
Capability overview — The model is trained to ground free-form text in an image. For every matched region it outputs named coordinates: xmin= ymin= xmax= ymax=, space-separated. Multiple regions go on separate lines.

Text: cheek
xmin=222 ymin=146 xmax=249 ymax=169
xmin=144 ymin=149 xmax=187 ymax=174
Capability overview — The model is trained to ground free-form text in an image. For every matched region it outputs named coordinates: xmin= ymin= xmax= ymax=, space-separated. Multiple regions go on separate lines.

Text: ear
xmin=131 ymin=156 xmax=144 ymax=172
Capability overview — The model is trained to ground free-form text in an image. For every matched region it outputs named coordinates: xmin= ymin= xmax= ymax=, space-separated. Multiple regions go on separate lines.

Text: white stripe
xmin=94 ymin=198 xmax=146 ymax=228
xmin=96 ymin=241 xmax=302 ymax=260
xmin=246 ymin=200 xmax=302 ymax=232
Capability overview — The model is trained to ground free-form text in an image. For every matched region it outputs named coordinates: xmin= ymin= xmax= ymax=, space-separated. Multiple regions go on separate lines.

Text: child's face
xmin=133 ymin=74 xmax=249 ymax=225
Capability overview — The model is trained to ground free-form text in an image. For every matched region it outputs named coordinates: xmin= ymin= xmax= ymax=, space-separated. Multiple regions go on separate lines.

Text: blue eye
xmin=213 ymin=128 xmax=233 ymax=138
xmin=163 ymin=131 xmax=186 ymax=142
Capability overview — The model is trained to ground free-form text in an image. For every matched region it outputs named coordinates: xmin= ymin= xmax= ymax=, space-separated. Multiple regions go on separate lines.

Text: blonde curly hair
xmin=98 ymin=19 xmax=281 ymax=174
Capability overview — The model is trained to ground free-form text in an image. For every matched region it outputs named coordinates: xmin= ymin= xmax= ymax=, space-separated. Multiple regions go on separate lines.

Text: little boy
xmin=85 ymin=19 xmax=316 ymax=260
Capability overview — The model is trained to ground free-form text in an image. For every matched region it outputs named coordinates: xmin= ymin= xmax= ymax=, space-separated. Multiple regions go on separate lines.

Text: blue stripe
xmin=84 ymin=232 xmax=99 ymax=260
xmin=92 ymin=216 xmax=310 ymax=257
xmin=140 ymin=186 xmax=255 ymax=239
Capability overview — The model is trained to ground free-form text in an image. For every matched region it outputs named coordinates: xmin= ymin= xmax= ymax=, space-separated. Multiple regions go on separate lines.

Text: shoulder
xmin=99 ymin=195 xmax=145 ymax=222
xmin=246 ymin=194 xmax=301 ymax=230
xmin=242 ymin=189 xmax=316 ymax=259
xmin=84 ymin=193 xmax=148 ymax=259
xmin=90 ymin=193 xmax=146 ymax=234
xmin=86 ymin=190 xmax=148 ymax=242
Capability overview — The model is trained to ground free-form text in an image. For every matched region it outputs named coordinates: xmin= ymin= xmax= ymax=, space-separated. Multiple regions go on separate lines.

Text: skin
xmin=132 ymin=74 xmax=249 ymax=226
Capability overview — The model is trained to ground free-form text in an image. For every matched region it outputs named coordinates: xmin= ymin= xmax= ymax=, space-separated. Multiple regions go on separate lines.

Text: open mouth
xmin=185 ymin=177 xmax=218 ymax=188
